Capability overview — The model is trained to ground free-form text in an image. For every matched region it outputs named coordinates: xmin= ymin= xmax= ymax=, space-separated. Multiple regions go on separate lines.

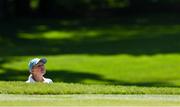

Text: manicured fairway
xmin=1 ymin=16 xmax=180 ymax=87
xmin=0 ymin=94 xmax=180 ymax=106
xmin=1 ymin=15 xmax=180 ymax=107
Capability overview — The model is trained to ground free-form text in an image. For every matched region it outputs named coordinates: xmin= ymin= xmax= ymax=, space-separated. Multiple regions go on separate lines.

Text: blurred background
xmin=0 ymin=0 xmax=180 ymax=87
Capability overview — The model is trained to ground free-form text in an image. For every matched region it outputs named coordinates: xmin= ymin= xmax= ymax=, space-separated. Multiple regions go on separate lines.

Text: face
xmin=31 ymin=62 xmax=46 ymax=76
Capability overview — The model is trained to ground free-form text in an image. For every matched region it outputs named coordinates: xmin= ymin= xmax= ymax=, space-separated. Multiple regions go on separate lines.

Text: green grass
xmin=0 ymin=13 xmax=180 ymax=88
xmin=1 ymin=94 xmax=180 ymax=106
xmin=1 ymin=54 xmax=180 ymax=87
xmin=0 ymin=81 xmax=180 ymax=94
xmin=0 ymin=14 xmax=180 ymax=106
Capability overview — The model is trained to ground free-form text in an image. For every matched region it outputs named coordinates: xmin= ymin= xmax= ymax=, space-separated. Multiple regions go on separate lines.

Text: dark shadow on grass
xmin=48 ymin=70 xmax=179 ymax=88
xmin=0 ymin=67 xmax=179 ymax=88
xmin=0 ymin=28 xmax=180 ymax=56
xmin=0 ymin=14 xmax=180 ymax=56
xmin=0 ymin=14 xmax=180 ymax=87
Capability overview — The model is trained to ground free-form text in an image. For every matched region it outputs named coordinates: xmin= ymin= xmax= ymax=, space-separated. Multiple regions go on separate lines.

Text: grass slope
xmin=0 ymin=82 xmax=180 ymax=95
xmin=0 ymin=13 xmax=180 ymax=88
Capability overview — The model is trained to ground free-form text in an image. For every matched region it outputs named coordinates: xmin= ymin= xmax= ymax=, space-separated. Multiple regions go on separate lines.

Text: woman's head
xmin=31 ymin=62 xmax=46 ymax=76
xmin=28 ymin=58 xmax=47 ymax=75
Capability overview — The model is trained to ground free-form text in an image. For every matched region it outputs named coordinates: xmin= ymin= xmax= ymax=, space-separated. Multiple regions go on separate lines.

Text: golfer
xmin=26 ymin=58 xmax=53 ymax=83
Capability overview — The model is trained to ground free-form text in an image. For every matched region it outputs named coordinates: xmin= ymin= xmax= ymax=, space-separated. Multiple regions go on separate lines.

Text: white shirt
xmin=26 ymin=75 xmax=53 ymax=83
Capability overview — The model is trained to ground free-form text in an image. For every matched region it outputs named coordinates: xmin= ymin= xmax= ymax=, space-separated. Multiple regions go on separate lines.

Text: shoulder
xmin=26 ymin=75 xmax=35 ymax=83
xmin=44 ymin=78 xmax=53 ymax=83
xmin=26 ymin=80 xmax=30 ymax=83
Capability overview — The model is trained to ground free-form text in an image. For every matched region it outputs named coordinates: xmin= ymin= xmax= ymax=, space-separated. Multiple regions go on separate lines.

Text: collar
xmin=28 ymin=74 xmax=46 ymax=83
